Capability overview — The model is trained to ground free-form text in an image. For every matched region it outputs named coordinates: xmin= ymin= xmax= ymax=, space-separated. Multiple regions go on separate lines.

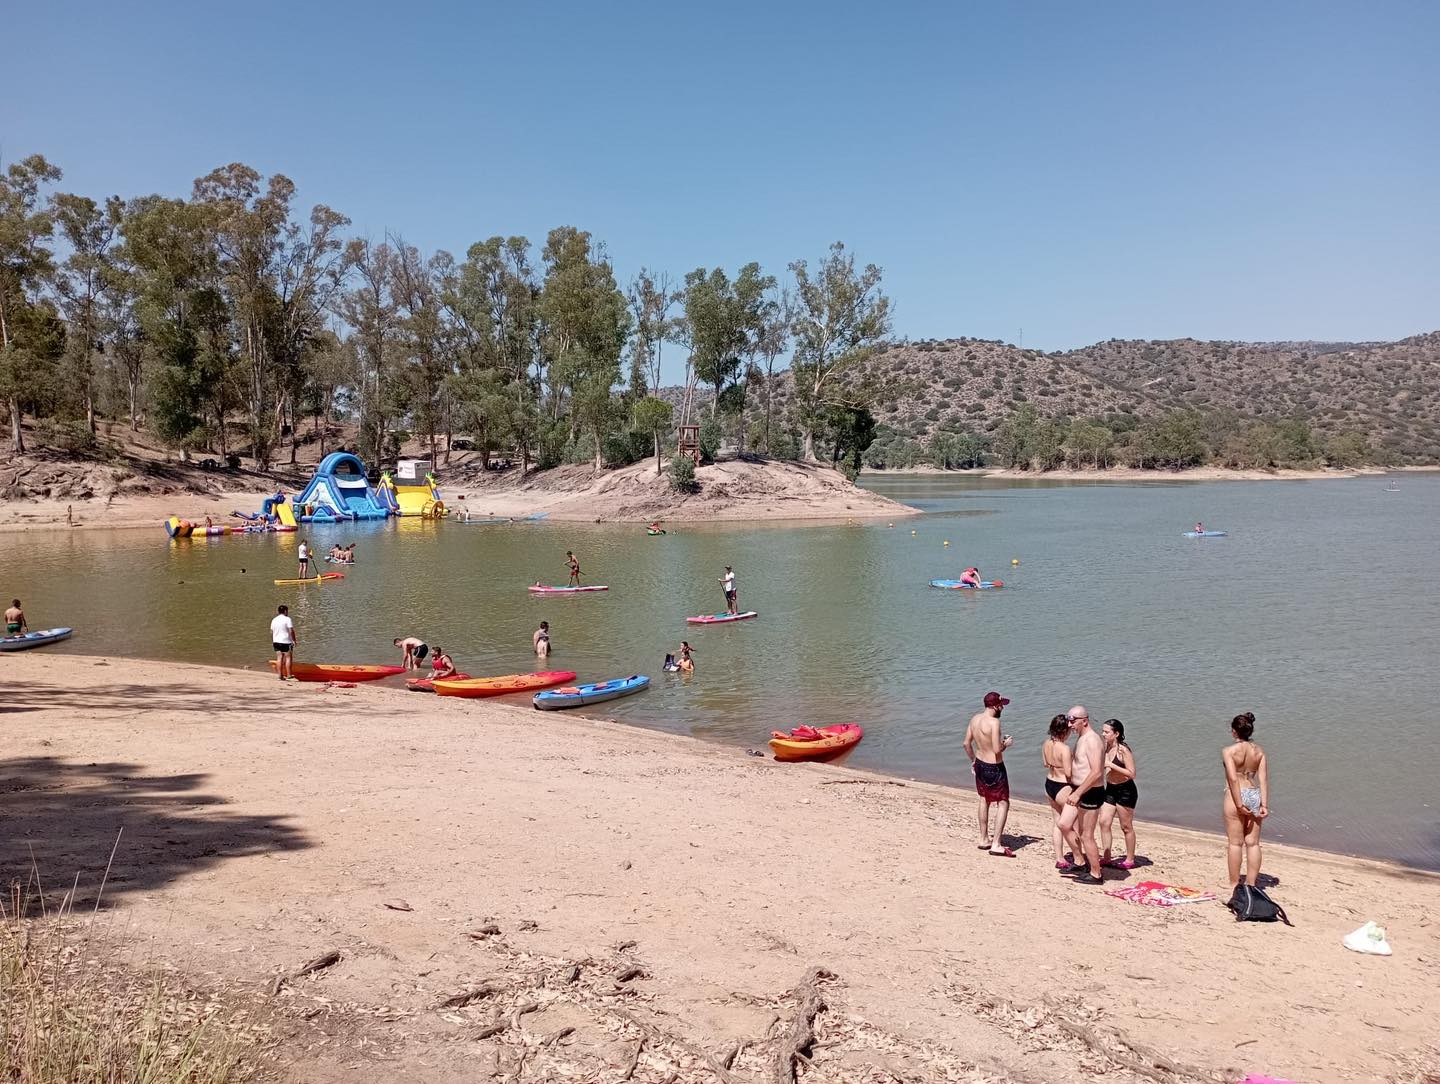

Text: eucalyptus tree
xmin=391 ymin=238 xmax=453 ymax=466
xmin=626 ymin=268 xmax=678 ymax=396
xmin=334 ymin=238 xmax=401 ymax=464
xmin=51 ymin=193 xmax=122 ymax=432
xmin=0 ymin=154 xmax=63 ymax=451
xmin=789 ymin=242 xmax=891 ymax=460
xmin=679 ymin=262 xmax=773 ymax=451
xmin=752 ymin=287 xmax=791 ymax=454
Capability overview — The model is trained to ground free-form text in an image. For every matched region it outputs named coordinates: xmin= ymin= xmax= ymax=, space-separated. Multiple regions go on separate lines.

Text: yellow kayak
xmin=273 ymin=573 xmax=345 ymax=585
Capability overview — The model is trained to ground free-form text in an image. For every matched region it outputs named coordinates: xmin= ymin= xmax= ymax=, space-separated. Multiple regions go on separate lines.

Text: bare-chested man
xmin=1063 ymin=705 xmax=1106 ymax=884
xmin=963 ymin=691 xmax=1016 ymax=857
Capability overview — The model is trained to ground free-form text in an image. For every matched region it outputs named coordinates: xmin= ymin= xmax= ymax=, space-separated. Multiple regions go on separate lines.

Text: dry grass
xmin=1 ymin=861 xmax=258 ymax=1084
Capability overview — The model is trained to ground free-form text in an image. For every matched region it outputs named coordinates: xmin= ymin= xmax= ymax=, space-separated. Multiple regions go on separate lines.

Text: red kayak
xmin=269 ymin=662 xmax=406 ymax=682
xmin=406 ymin=672 xmax=472 ymax=692
xmin=768 ymin=724 xmax=864 ymax=761
xmin=433 ymin=671 xmax=577 ymax=698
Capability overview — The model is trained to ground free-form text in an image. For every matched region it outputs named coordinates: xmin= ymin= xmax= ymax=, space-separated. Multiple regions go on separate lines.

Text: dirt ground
xmin=2 ymin=656 xmax=1435 ymax=1083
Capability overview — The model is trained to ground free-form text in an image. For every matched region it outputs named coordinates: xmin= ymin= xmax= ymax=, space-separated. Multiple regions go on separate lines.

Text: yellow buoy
xmin=887 ymin=522 xmax=894 ymax=528
xmin=1012 ymin=558 xmax=1020 ymax=566
xmin=911 ymin=529 xmax=917 ymax=536
xmin=943 ymin=540 xmax=950 ymax=546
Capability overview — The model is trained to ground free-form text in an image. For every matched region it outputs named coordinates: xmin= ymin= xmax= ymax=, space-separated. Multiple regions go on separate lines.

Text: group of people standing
xmin=964 ymin=695 xmax=1270 ymax=888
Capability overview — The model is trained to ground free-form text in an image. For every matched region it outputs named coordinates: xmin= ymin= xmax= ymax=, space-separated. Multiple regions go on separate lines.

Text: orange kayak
xmin=768 ymin=724 xmax=865 ymax=761
xmin=269 ymin=661 xmax=405 ymax=682
xmin=406 ymin=673 xmax=472 ymax=692
xmin=432 ymin=671 xmax=577 ymax=698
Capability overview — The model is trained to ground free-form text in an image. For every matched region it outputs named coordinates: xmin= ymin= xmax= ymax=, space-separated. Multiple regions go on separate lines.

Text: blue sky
xmin=5 ymin=1 xmax=1436 ymax=380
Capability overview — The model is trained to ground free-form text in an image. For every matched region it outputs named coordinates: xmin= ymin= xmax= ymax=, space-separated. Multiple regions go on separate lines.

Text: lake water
xmin=4 ymin=473 xmax=1437 ymax=869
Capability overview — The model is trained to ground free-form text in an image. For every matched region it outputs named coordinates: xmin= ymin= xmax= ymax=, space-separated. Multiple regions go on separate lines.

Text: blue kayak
xmin=929 ymin=579 xmax=1003 ymax=590
xmin=533 ymin=674 xmax=650 ymax=710
xmin=1182 ymin=530 xmax=1228 ymax=538
xmin=0 ymin=627 xmax=74 ymax=652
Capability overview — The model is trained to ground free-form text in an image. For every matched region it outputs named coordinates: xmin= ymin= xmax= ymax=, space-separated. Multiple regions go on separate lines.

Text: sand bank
xmin=1 ymin=656 xmax=1433 ymax=1082
xmin=869 ymin=465 xmax=1398 ymax=483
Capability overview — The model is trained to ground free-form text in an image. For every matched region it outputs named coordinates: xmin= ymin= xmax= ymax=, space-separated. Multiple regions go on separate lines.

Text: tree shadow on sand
xmin=1 ymin=755 xmax=310 ymax=914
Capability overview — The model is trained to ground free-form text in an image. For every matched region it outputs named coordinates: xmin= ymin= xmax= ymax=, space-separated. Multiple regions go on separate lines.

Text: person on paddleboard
xmin=1195 ymin=522 xmax=1204 ymax=535
xmin=719 ymin=566 xmax=737 ymax=614
xmin=566 ymin=550 xmax=582 ymax=587
xmin=297 ymin=539 xmax=310 ymax=578
xmin=960 ymin=566 xmax=982 ymax=588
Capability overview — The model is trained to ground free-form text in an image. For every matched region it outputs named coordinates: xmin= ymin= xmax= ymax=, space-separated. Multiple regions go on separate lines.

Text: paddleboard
xmin=928 ymin=579 xmax=1003 ymax=590
xmin=0 ymin=627 xmax=74 ymax=652
xmin=527 ymin=584 xmax=609 ymax=594
xmin=686 ymin=611 xmax=758 ymax=624
xmin=274 ymin=573 xmax=345 ymax=585
xmin=1182 ymin=530 xmax=1228 ymax=538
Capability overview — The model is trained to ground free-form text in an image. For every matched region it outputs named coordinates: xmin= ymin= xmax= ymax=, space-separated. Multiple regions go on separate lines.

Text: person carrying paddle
xmin=566 ymin=550 xmax=582 ymax=587
xmin=297 ymin=539 xmax=311 ymax=578
xmin=719 ymin=565 xmax=738 ymax=614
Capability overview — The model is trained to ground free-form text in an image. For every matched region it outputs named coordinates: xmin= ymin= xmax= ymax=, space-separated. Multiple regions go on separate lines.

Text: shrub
xmin=698 ymin=415 xmax=723 ymax=463
xmin=670 ymin=454 xmax=698 ymax=493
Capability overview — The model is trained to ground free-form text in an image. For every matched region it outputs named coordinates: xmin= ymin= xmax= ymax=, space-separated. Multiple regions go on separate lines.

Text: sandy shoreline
xmin=2 ymin=655 xmax=1434 ymax=1083
xmin=867 ymin=465 xmax=1419 ymax=483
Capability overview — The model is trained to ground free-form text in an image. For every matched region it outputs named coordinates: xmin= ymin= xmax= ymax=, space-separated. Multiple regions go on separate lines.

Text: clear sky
xmin=5 ymin=1 xmax=1437 ymax=380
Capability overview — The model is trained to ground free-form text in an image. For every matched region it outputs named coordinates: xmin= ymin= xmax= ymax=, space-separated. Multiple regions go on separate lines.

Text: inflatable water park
xmin=165 ymin=453 xmax=447 ymax=538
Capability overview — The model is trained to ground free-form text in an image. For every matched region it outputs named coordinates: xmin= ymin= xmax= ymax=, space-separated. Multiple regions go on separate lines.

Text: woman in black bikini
xmin=1098 ymin=719 xmax=1139 ymax=869
xmin=1042 ymin=713 xmax=1081 ymax=870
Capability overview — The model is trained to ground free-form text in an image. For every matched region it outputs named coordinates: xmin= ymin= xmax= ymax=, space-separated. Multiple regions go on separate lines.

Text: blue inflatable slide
xmin=294 ymin=452 xmax=392 ymax=522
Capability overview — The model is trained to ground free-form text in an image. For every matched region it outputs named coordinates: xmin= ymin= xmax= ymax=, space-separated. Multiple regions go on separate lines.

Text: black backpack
xmin=1227 ymin=884 xmax=1292 ymax=926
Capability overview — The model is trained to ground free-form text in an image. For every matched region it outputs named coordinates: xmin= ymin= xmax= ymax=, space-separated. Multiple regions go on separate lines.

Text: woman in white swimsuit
xmin=1221 ymin=711 xmax=1269 ymax=889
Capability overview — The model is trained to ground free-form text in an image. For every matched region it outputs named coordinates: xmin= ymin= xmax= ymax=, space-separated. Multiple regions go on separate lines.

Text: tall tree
xmin=51 ymin=193 xmax=122 ymax=433
xmin=0 ymin=154 xmax=63 ymax=451
xmin=752 ymin=287 xmax=791 ymax=455
xmin=680 ymin=263 xmax=774 ymax=456
xmin=789 ymin=242 xmax=891 ymax=460
xmin=627 ymin=269 xmax=678 ymax=396
xmin=335 ymin=238 xmax=401 ymax=464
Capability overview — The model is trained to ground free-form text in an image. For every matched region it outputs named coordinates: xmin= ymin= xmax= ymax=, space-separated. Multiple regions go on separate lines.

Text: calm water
xmin=3 ymin=474 xmax=1438 ymax=869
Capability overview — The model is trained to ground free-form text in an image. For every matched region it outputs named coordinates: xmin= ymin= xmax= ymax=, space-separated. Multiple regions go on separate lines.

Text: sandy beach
xmin=2 ymin=655 xmax=1435 ymax=1083
xmin=867 ymin=465 xmax=1402 ymax=483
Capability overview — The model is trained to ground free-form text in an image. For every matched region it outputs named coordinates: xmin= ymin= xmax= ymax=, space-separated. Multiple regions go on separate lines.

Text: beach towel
xmin=1105 ymin=880 xmax=1216 ymax=907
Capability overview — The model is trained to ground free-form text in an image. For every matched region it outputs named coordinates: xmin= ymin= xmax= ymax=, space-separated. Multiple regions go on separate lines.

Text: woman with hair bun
xmin=1042 ymin=713 xmax=1082 ymax=870
xmin=1222 ymin=712 xmax=1269 ymax=888
xmin=1099 ymin=719 xmax=1138 ymax=869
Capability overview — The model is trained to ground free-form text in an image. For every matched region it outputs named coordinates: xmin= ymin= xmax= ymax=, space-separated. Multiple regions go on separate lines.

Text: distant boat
xmin=1385 ymin=482 xmax=1399 ymax=492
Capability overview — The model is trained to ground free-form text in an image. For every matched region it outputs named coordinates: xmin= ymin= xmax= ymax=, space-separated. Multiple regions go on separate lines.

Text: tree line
xmin=863 ymin=404 xmax=1379 ymax=472
xmin=0 ymin=154 xmax=892 ymax=476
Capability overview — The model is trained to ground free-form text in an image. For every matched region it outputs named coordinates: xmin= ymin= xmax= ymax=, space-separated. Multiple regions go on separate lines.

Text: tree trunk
xmin=592 ymin=424 xmax=604 ymax=470
xmin=8 ymin=399 xmax=24 ymax=453
xmin=128 ymin=375 xmax=139 ymax=432
xmin=653 ymin=431 xmax=662 ymax=475
xmin=801 ymin=427 xmax=816 ymax=461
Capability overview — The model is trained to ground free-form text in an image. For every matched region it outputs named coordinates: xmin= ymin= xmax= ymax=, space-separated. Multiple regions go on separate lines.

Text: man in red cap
xmin=964 ymin=691 xmax=1015 ymax=857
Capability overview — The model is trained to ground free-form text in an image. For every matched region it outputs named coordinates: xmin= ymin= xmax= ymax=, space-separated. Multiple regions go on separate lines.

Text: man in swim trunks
xmin=394 ymin=635 xmax=429 ymax=670
xmin=297 ymin=539 xmax=310 ymax=578
xmin=960 ymin=566 xmax=981 ymax=588
xmin=1063 ymin=706 xmax=1106 ymax=884
xmin=566 ymin=550 xmax=581 ymax=587
xmin=271 ymin=604 xmax=296 ymax=681
xmin=720 ymin=566 xmax=737 ymax=614
xmin=5 ymin=599 xmax=26 ymax=635
xmin=963 ymin=692 xmax=1015 ymax=857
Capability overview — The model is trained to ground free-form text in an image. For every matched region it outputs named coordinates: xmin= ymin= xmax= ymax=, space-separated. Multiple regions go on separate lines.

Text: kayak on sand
xmin=274 ymin=573 xmax=345 ymax=585
xmin=929 ymin=579 xmax=1003 ymax=590
xmin=687 ymin=611 xmax=758 ymax=625
xmin=268 ymin=661 xmax=404 ymax=682
xmin=527 ymin=584 xmax=609 ymax=594
xmin=433 ymin=671 xmax=577 ymax=698
xmin=406 ymin=673 xmax=472 ymax=692
xmin=533 ymin=674 xmax=650 ymax=710
xmin=769 ymin=724 xmax=864 ymax=761
xmin=0 ymin=627 xmax=74 ymax=652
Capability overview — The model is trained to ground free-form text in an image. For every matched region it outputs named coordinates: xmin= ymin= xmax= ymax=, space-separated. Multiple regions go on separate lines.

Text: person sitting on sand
xmin=1099 ymin=719 xmax=1139 ymax=869
xmin=394 ymin=636 xmax=429 ymax=670
xmin=1042 ymin=713 xmax=1082 ymax=870
xmin=1222 ymin=711 xmax=1269 ymax=889
xmin=428 ymin=646 xmax=456 ymax=679
xmin=964 ymin=692 xmax=1015 ymax=857
xmin=960 ymin=566 xmax=982 ymax=588
xmin=566 ymin=550 xmax=581 ymax=587
xmin=5 ymin=599 xmax=27 ymax=635
xmin=533 ymin=621 xmax=551 ymax=658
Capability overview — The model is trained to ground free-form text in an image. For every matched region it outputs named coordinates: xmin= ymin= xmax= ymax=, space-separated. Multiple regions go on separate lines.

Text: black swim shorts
xmin=273 ymin=642 xmax=292 ymax=653
xmin=1104 ymin=780 xmax=1139 ymax=809
xmin=1077 ymin=785 xmax=1106 ymax=810
xmin=415 ymin=643 xmax=429 ymax=662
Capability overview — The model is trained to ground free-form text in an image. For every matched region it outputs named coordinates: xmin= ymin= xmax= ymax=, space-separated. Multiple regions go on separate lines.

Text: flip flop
xmin=976 ymin=843 xmax=994 ymax=850
xmin=988 ymin=847 xmax=1017 ymax=858
xmin=1112 ymin=859 xmax=1138 ymax=869
xmin=1055 ymin=861 xmax=1075 ymax=871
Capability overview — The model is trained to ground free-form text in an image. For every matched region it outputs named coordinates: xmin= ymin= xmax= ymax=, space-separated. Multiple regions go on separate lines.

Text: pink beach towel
xmin=1105 ymin=880 xmax=1216 ymax=907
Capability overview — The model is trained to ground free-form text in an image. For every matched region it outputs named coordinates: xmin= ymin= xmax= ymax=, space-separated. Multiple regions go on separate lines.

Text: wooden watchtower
xmin=677 ymin=424 xmax=701 ymax=465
